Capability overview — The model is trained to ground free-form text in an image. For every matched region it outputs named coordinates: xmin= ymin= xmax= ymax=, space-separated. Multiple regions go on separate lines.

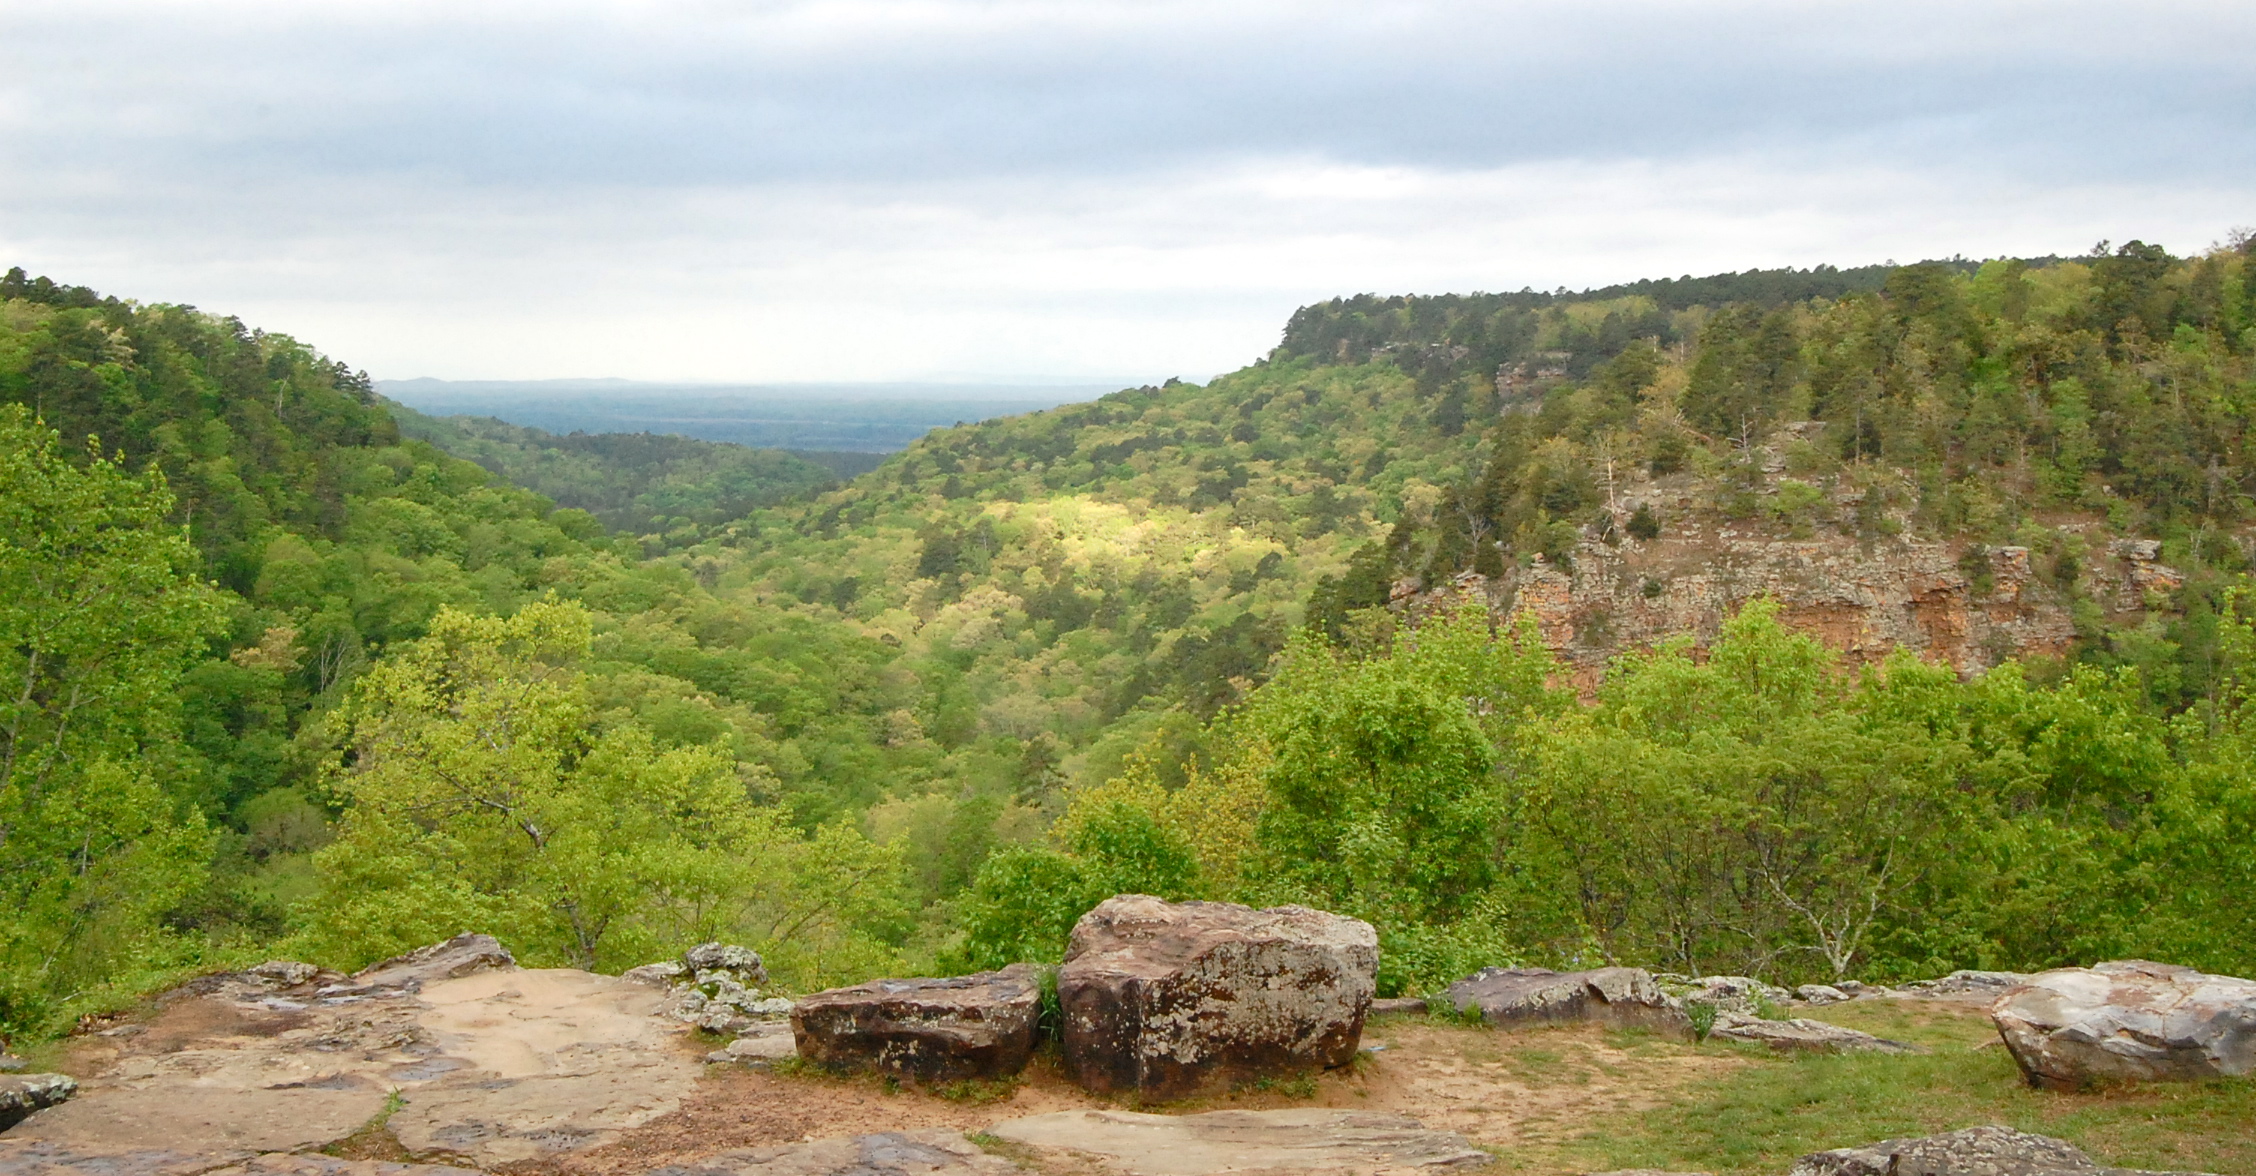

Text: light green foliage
xmin=300 ymin=600 xmax=908 ymax=983
xmin=0 ymin=406 xmax=226 ymax=1033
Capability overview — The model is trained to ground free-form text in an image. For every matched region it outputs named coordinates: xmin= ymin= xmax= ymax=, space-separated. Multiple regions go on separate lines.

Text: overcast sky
xmin=3 ymin=1 xmax=2251 ymax=383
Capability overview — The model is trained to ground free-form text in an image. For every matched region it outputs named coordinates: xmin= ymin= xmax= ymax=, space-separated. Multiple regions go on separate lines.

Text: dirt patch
xmin=551 ymin=1017 xmax=1754 ymax=1176
xmin=135 ymin=997 xmax=311 ymax=1054
xmin=1345 ymin=1019 xmax=1754 ymax=1154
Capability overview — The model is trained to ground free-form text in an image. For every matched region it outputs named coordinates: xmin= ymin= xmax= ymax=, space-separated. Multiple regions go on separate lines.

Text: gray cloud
xmin=1 ymin=1 xmax=2250 ymax=380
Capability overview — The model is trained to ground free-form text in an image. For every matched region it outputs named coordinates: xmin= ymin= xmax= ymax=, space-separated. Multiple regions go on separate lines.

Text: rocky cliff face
xmin=1398 ymin=477 xmax=2180 ymax=682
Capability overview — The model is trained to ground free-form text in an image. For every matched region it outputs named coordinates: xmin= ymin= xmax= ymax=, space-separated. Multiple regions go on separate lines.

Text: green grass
xmin=1556 ymin=1005 xmax=2256 ymax=1176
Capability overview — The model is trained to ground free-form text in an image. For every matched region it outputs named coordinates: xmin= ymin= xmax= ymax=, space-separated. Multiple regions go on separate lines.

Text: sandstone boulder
xmin=1788 ymin=1124 xmax=2215 ymax=1176
xmin=1707 ymin=1012 xmax=1919 ymax=1055
xmin=1057 ymin=896 xmax=1376 ymax=1098
xmin=1991 ymin=960 xmax=2256 ymax=1089
xmin=0 ymin=1075 xmax=75 ymax=1130
xmin=986 ymin=1108 xmax=1491 ymax=1175
xmin=1795 ymin=984 xmax=1851 ymax=1005
xmin=1443 ymin=967 xmax=1689 ymax=1036
xmin=793 ymin=964 xmax=1040 ymax=1083
xmin=644 ymin=1130 xmax=1018 ymax=1176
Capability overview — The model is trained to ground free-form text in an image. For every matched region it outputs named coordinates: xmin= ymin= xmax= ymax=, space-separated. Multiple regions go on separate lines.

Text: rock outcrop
xmin=1442 ymin=967 xmax=1689 ymax=1035
xmin=1658 ymin=975 xmax=1789 ymax=1017
xmin=1991 ymin=960 xmax=2256 ymax=1088
xmin=792 ymin=965 xmax=1041 ymax=1083
xmin=1788 ymin=1124 xmax=2215 ymax=1176
xmin=1057 ymin=896 xmax=1377 ymax=1098
xmin=4 ymin=937 xmax=702 ymax=1167
xmin=0 ymin=1075 xmax=74 ymax=1131
xmin=986 ymin=1108 xmax=1492 ymax=1175
xmin=325 ymin=933 xmax=513 ymax=997
xmin=642 ymin=1130 xmax=1018 ymax=1176
xmin=1903 ymin=970 xmax=2030 ymax=1002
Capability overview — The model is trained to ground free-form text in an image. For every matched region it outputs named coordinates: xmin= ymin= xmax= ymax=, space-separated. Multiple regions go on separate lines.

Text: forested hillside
xmin=389 ymin=405 xmax=841 ymax=547
xmin=4 ymin=236 xmax=2255 ymax=1040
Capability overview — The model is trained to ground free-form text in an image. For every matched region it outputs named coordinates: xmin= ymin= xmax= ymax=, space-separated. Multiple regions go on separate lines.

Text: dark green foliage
xmin=391 ymin=406 xmax=838 ymax=542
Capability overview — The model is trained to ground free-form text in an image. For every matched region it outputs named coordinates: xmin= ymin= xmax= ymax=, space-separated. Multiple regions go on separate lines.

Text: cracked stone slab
xmin=985 ymin=1108 xmax=1492 ymax=1176
xmin=8 ymin=940 xmax=702 ymax=1169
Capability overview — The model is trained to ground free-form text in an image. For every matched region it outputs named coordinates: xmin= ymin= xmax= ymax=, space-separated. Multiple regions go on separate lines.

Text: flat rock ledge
xmin=1443 ymin=967 xmax=1690 ymax=1036
xmin=986 ymin=1108 xmax=1492 ymax=1176
xmin=1708 ymin=1013 xmax=1921 ymax=1055
xmin=1058 ymin=896 xmax=1377 ymax=1098
xmin=793 ymin=964 xmax=1040 ymax=1083
xmin=643 ymin=1130 xmax=1017 ymax=1176
xmin=1992 ymin=960 xmax=2256 ymax=1088
xmin=1787 ymin=1124 xmax=2218 ymax=1176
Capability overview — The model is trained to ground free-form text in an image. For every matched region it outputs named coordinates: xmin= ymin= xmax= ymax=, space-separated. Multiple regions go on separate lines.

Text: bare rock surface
xmin=644 ymin=1130 xmax=1019 ymax=1176
xmin=1443 ymin=968 xmax=1689 ymax=1036
xmin=1058 ymin=896 xmax=1377 ymax=1098
xmin=986 ymin=1108 xmax=1492 ymax=1175
xmin=0 ymin=1141 xmax=483 ymax=1176
xmin=4 ymin=938 xmax=702 ymax=1168
xmin=1707 ymin=1012 xmax=1920 ymax=1055
xmin=0 ymin=1077 xmax=75 ymax=1131
xmin=0 ymin=1140 xmax=251 ymax=1176
xmin=211 ymin=1156 xmax=485 ymax=1176
xmin=792 ymin=965 xmax=1039 ymax=1083
xmin=1369 ymin=997 xmax=1430 ymax=1017
xmin=1992 ymin=960 xmax=2256 ymax=1088
xmin=1787 ymin=1124 xmax=2216 ymax=1176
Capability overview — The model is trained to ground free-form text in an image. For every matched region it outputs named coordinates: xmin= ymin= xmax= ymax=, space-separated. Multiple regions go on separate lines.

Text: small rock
xmin=247 ymin=961 xmax=321 ymax=987
xmin=707 ymin=1025 xmax=798 ymax=1065
xmin=749 ymin=996 xmax=795 ymax=1017
xmin=683 ymin=943 xmax=767 ymax=983
xmin=696 ymin=1006 xmax=755 ymax=1035
xmin=1787 ymin=1123 xmax=2216 ymax=1176
xmin=1992 ymin=959 xmax=2256 ymax=1088
xmin=1794 ymin=984 xmax=1850 ymax=1005
xmin=1707 ymin=1012 xmax=1921 ymax=1055
xmin=642 ymin=1130 xmax=1017 ymax=1176
xmin=0 ymin=1074 xmax=78 ymax=1131
xmin=1900 ymin=970 xmax=2030 ymax=1002
xmin=1443 ymin=967 xmax=1689 ymax=1036
xmin=987 ymin=1108 xmax=1492 ymax=1174
xmin=1833 ymin=980 xmax=1888 ymax=997
xmin=0 ymin=1055 xmax=26 ymax=1074
xmin=1370 ymin=996 xmax=1429 ymax=1016
xmin=794 ymin=963 xmax=1041 ymax=1084
xmin=1058 ymin=896 xmax=1377 ymax=1098
xmin=622 ymin=961 xmax=687 ymax=987
xmin=1669 ymin=975 xmax=1790 ymax=1016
